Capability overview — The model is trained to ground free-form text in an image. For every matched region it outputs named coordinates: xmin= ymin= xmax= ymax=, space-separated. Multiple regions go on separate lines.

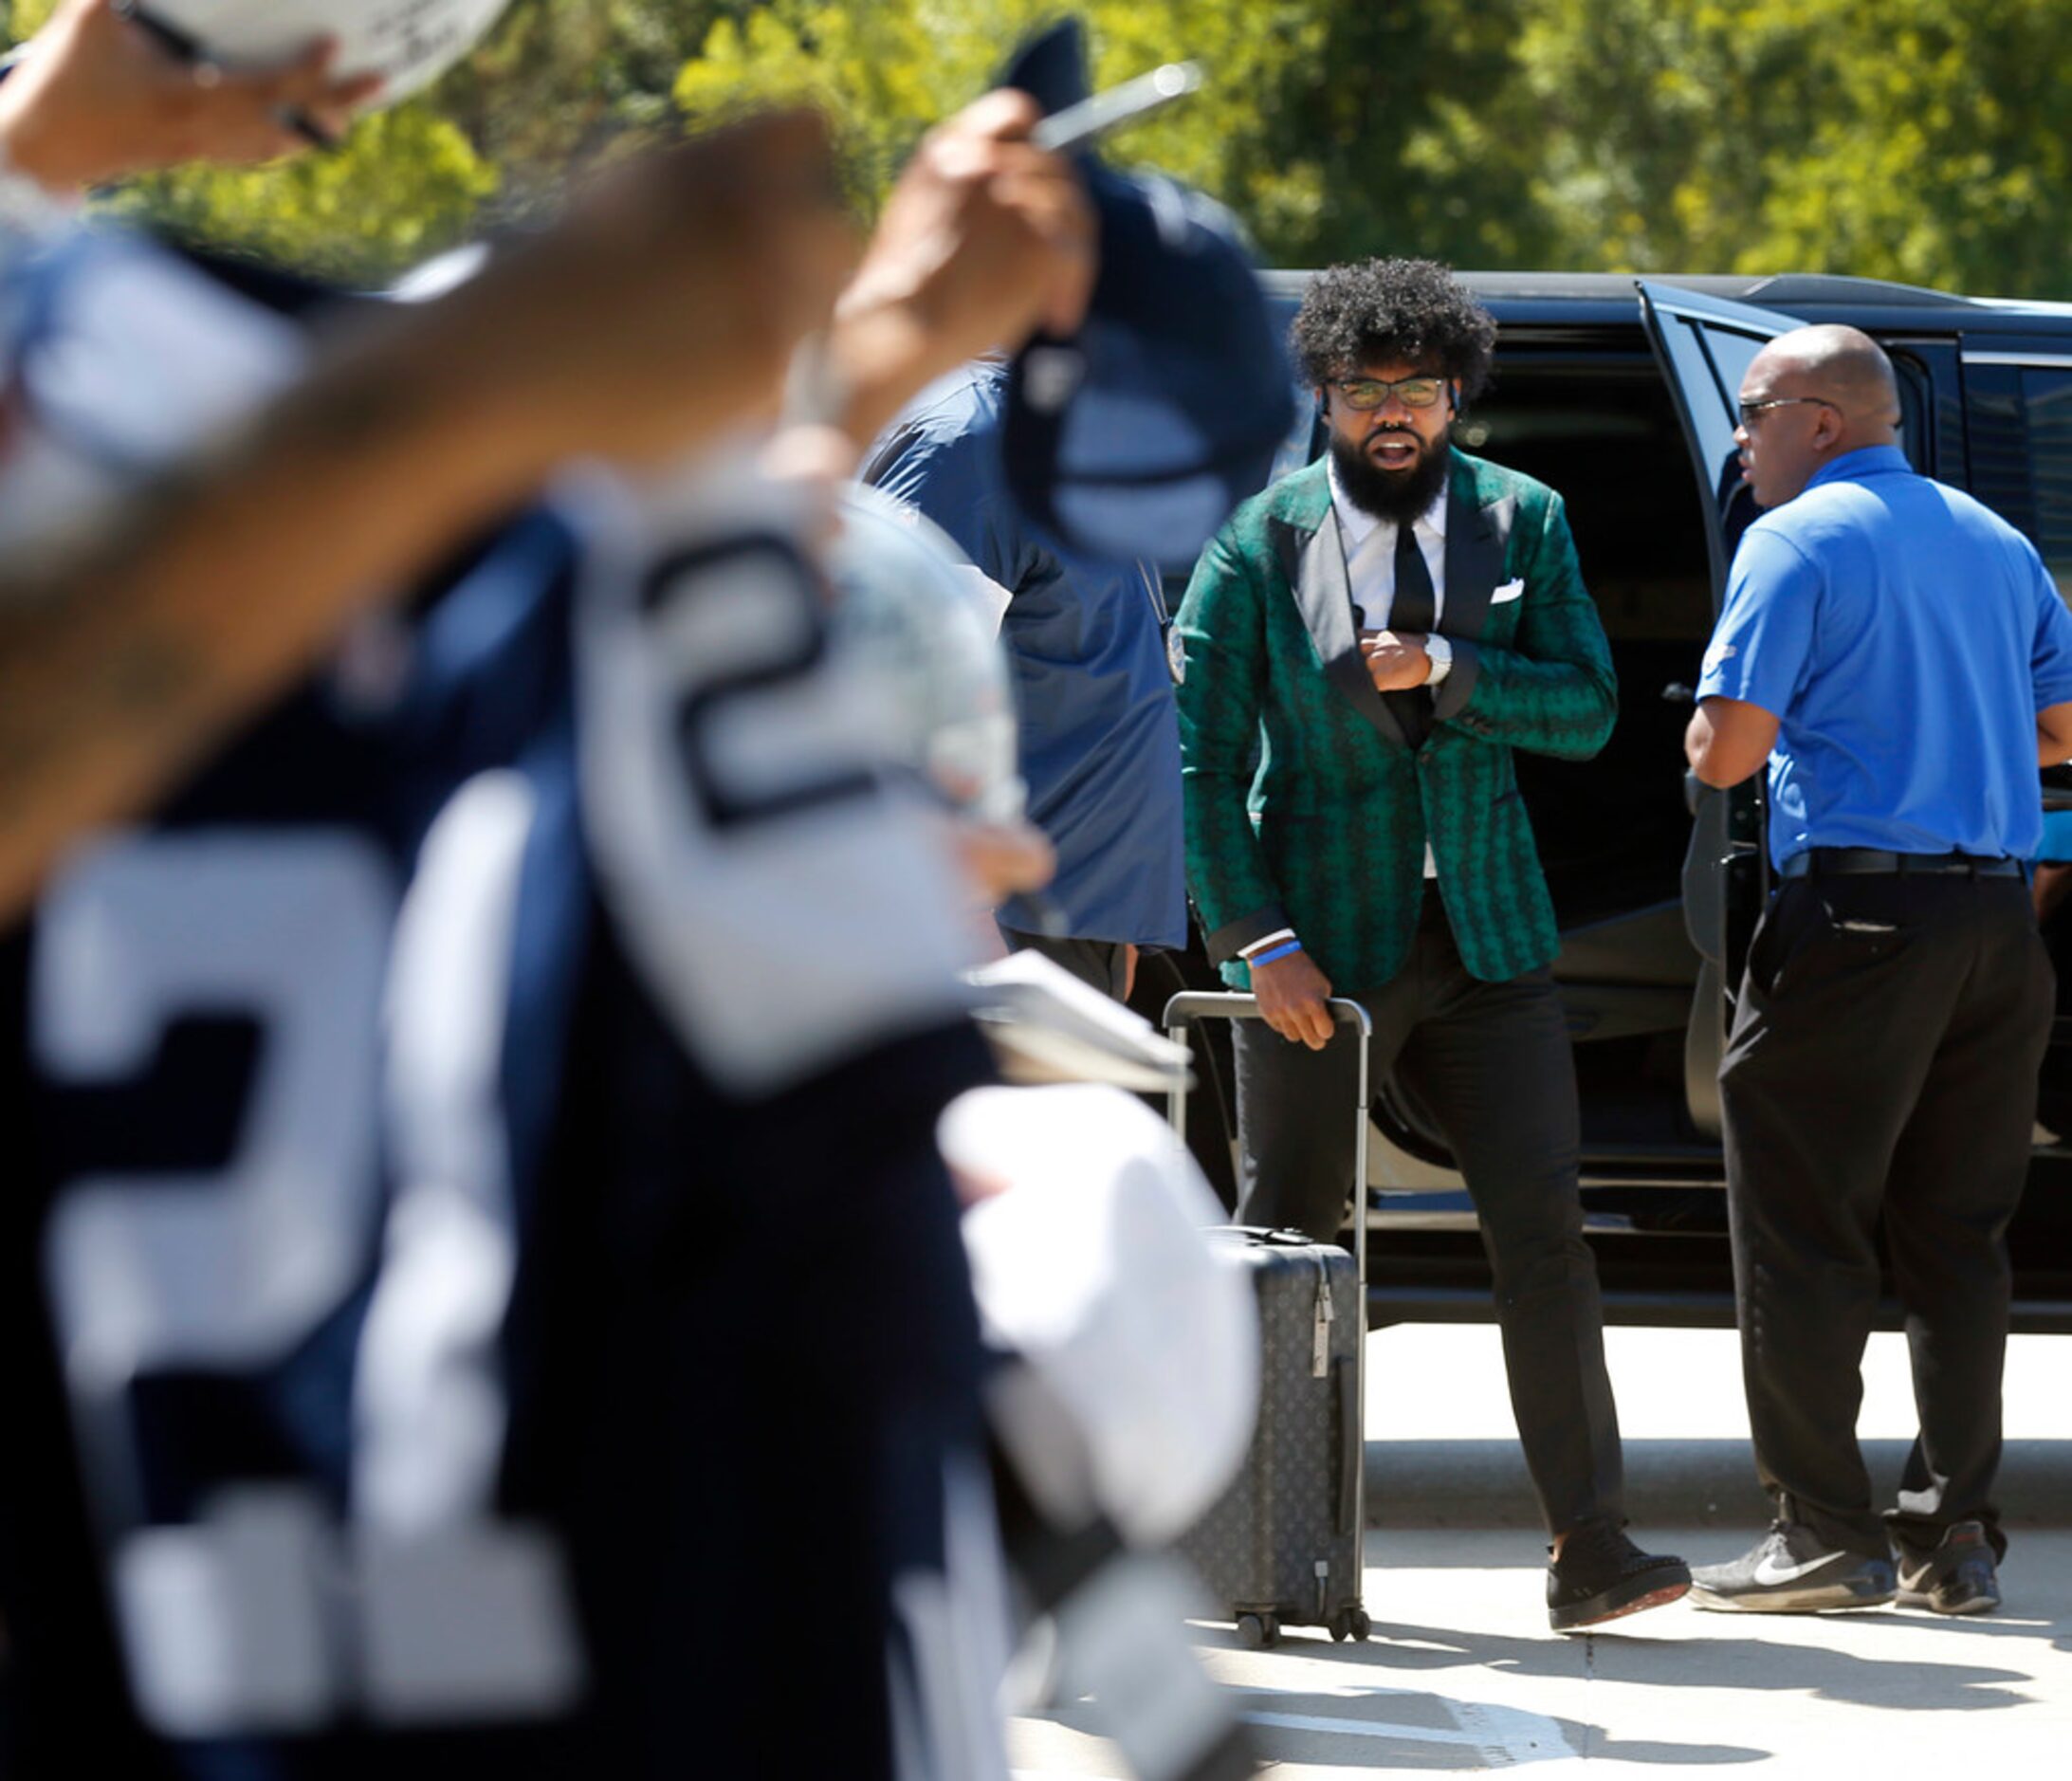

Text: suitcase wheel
xmin=1330 ymin=1607 xmax=1371 ymax=1643
xmin=1237 ymin=1611 xmax=1278 ymax=1650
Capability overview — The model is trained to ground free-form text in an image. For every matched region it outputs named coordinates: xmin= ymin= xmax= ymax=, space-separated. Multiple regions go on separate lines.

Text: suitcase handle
xmin=1333 ymin=1355 xmax=1359 ymax=1537
xmin=1164 ymin=989 xmax=1368 ymax=1547
xmin=1160 ymin=990 xmax=1372 ymax=1037
xmin=1159 ymin=990 xmax=1372 ymax=1162
xmin=1161 ymin=992 xmax=1372 ymax=1259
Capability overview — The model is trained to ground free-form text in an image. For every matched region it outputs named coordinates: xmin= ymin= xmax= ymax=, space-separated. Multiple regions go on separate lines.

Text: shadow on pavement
xmin=1184 ymin=1616 xmax=2032 ymax=1713
xmin=1031 ymin=1685 xmax=1768 ymax=1770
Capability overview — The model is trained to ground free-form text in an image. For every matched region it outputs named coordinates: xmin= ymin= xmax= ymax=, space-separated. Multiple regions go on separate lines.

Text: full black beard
xmin=1329 ymin=426 xmax=1452 ymax=525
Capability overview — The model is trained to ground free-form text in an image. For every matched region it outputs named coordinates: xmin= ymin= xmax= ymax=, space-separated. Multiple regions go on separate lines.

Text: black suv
xmin=1134 ymin=271 xmax=2072 ymax=1332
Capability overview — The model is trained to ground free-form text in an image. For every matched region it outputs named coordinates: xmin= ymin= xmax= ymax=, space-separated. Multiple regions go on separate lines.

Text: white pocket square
xmin=1492 ymin=578 xmax=1526 ymax=604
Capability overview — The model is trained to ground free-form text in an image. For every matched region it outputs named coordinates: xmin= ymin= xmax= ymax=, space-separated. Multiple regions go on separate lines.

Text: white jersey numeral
xmin=35 ymin=804 xmax=580 ymax=1736
xmin=570 ymin=467 xmax=974 ymax=1097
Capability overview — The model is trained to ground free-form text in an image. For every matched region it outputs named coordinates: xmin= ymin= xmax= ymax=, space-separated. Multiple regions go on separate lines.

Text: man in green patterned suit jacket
xmin=1175 ymin=258 xmax=1688 ymax=1631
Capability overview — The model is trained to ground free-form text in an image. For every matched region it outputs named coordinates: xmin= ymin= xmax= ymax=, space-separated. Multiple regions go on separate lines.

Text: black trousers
xmin=1234 ymin=907 xmax=1624 ymax=1537
xmin=1721 ymin=872 xmax=2051 ymax=1562
xmin=997 ymin=921 xmax=1132 ymax=1001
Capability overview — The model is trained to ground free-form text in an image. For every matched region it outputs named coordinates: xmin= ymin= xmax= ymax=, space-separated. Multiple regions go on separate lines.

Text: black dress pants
xmin=997 ymin=921 xmax=1133 ymax=1001
xmin=1721 ymin=871 xmax=2051 ymax=1562
xmin=1233 ymin=906 xmax=1624 ymax=1537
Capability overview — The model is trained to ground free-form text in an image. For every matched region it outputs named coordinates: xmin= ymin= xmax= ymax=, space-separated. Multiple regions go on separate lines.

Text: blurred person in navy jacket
xmin=867 ymin=359 xmax=1187 ymax=1001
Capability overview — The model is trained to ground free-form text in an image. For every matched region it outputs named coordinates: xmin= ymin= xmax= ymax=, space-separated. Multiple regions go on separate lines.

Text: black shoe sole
xmin=1550 ymin=1573 xmax=1692 ymax=1632
xmin=1896 ymin=1587 xmax=2000 ymax=1615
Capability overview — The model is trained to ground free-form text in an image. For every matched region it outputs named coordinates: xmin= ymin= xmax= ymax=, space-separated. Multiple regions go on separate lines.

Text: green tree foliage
xmin=6 ymin=1 xmax=2072 ymax=297
xmin=433 ymin=3 xmax=742 ymax=210
xmin=1516 ymin=0 xmax=2072 ymax=296
xmin=0 ymin=2 xmax=741 ymax=279
xmin=106 ymin=107 xmax=499 ymax=283
xmin=667 ymin=1 xmax=1322 ymax=230
xmin=1232 ymin=1 xmax=1555 ymax=271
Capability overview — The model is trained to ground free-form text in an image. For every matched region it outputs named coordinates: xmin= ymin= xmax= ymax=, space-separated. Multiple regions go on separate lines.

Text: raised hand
xmin=0 ymin=0 xmax=384 ymax=193
xmin=823 ymin=88 xmax=1098 ymax=445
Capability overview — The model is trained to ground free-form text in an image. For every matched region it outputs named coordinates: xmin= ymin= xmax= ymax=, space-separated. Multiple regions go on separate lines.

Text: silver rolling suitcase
xmin=1163 ymin=993 xmax=1371 ymax=1649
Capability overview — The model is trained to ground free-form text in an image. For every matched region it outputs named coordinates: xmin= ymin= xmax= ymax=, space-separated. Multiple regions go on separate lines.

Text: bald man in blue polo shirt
xmin=1683 ymin=325 xmax=2072 ymax=1617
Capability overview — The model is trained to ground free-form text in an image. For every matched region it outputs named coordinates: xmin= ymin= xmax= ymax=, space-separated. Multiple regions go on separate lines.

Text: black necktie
xmin=1385 ymin=523 xmax=1436 ymax=746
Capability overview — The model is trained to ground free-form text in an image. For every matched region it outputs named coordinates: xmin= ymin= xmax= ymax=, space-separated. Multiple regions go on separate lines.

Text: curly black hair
xmin=1291 ymin=258 xmax=1497 ymax=403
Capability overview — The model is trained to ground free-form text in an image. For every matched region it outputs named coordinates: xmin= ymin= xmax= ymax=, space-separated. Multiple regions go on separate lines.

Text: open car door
xmin=1636 ymin=282 xmax=1802 ymax=1140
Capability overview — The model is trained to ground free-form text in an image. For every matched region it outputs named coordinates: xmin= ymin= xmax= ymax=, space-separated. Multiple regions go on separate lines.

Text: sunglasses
xmin=1332 ymin=376 xmax=1448 ymax=412
xmin=1736 ymin=395 xmax=1842 ymax=428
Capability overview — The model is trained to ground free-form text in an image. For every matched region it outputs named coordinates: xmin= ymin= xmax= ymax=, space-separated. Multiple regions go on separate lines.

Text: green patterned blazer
xmin=1175 ymin=450 xmax=1617 ymax=993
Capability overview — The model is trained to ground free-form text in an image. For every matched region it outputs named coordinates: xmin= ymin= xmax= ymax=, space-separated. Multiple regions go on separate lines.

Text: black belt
xmin=1781 ymin=847 xmax=2023 ymax=880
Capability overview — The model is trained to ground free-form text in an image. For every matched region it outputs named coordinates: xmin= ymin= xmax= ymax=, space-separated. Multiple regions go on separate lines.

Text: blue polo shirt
xmin=866 ymin=362 xmax=1188 ymax=946
xmin=1698 ymin=444 xmax=2072 ymax=869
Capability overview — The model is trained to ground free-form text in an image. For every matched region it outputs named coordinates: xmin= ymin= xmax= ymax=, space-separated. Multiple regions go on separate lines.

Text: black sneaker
xmin=1896 ymin=1521 xmax=2000 ymax=1615
xmin=1688 ymin=1523 xmax=1897 ymax=1613
xmin=1547 ymin=1522 xmax=1691 ymax=1631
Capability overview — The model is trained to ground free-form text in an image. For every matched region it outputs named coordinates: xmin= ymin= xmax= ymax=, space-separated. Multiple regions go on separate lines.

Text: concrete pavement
xmin=1006 ymin=1325 xmax=2072 ymax=1776
xmin=1013 ymin=1527 xmax=2072 ymax=1775
xmin=1366 ymin=1324 xmax=2072 ymax=1531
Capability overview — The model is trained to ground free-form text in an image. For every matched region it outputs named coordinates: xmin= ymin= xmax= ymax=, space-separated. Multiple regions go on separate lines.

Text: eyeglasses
xmin=1333 ymin=376 xmax=1448 ymax=412
xmin=1736 ymin=395 xmax=1841 ymax=428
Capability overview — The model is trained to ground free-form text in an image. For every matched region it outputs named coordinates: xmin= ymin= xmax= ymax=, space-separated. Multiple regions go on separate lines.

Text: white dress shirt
xmin=1328 ymin=454 xmax=1448 ymax=633
xmin=1326 ymin=455 xmax=1447 ymax=882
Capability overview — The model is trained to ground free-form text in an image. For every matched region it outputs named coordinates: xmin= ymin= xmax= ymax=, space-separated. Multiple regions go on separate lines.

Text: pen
xmin=113 ymin=0 xmax=339 ymax=151
xmin=1031 ymin=62 xmax=1204 ymax=156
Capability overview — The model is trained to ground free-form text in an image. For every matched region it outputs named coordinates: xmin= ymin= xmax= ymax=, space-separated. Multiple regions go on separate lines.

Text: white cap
xmin=147 ymin=1 xmax=512 ymax=107
xmin=944 ymin=1084 xmax=1259 ymax=1545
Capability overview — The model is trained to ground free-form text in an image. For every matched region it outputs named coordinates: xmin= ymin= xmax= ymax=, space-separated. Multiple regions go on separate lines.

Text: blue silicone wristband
xmin=1250 ymin=939 xmax=1304 ymax=967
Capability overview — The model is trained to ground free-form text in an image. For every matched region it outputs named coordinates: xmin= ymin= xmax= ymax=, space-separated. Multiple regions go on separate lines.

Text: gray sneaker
xmin=1896 ymin=1521 xmax=2000 ymax=1615
xmin=1687 ymin=1523 xmax=1897 ymax=1613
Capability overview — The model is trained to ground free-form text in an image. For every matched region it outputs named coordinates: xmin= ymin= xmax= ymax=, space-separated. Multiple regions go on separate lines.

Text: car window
xmin=1650 ymin=318 xmax=1758 ymax=510
xmin=2020 ymin=368 xmax=2072 ymax=599
xmin=1642 ymin=314 xmax=1778 ymax=603
xmin=1963 ymin=359 xmax=2072 ymax=601
xmin=1887 ymin=352 xmax=1932 ymax=473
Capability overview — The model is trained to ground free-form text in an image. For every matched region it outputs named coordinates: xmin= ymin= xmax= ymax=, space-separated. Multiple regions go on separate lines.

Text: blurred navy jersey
xmin=1 ymin=230 xmax=1002 ymax=1779
xmin=546 ymin=460 xmax=1010 ymax=1778
xmin=3 ymin=508 xmax=596 ymax=1778
xmin=867 ymin=360 xmax=1189 ymax=950
xmin=5 ymin=496 xmax=1004 ymax=1779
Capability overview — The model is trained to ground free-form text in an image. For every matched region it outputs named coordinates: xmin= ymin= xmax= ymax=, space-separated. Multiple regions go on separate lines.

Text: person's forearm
xmin=816 ymin=87 xmax=1094 ymax=452
xmin=1438 ymin=639 xmax=1617 ymax=759
xmin=1182 ymin=769 xmax=1290 ymax=962
xmin=819 ymin=301 xmax=946 ymax=455
xmin=1686 ymin=697 xmax=1777 ymax=787
xmin=0 ymin=1 xmax=382 ymax=194
xmin=1684 ymin=706 xmax=1714 ymax=775
xmin=1683 ymin=704 xmax=1744 ymax=785
xmin=0 ymin=105 xmax=855 ymax=920
xmin=0 ymin=169 xmax=834 ymax=929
